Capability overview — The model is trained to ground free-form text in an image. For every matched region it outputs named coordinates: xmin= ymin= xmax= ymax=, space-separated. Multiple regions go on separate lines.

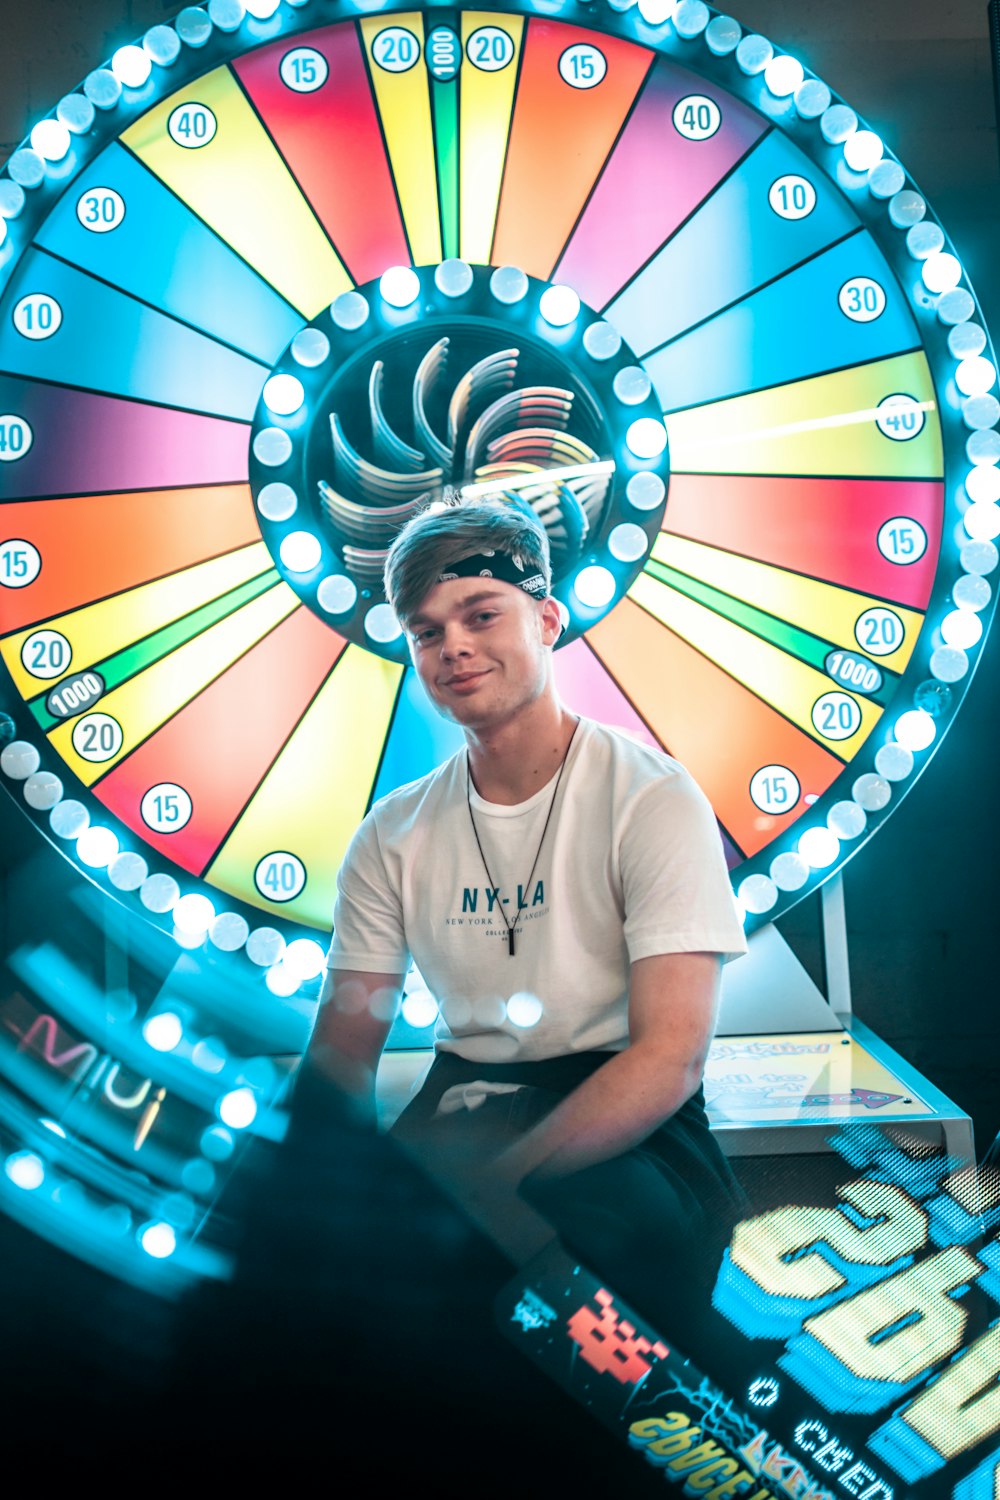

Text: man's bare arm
xmin=496 ymin=951 xmax=723 ymax=1184
xmin=303 ymin=967 xmax=404 ymax=1122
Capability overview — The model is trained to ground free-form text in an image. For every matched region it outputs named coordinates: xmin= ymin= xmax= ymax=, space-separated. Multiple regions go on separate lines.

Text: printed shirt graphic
xmin=328 ymin=719 xmax=746 ymax=1063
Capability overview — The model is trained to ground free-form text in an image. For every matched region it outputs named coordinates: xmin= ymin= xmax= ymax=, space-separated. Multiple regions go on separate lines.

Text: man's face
xmin=406 ymin=577 xmax=562 ymax=730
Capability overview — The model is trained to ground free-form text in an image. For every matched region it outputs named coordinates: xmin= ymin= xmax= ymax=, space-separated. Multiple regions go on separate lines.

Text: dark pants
xmin=391 ymin=1050 xmax=748 ymax=1354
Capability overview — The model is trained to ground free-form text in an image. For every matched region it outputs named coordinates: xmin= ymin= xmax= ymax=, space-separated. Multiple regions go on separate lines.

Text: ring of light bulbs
xmin=0 ymin=0 xmax=997 ymax=1262
xmin=250 ymin=262 xmax=668 ymax=660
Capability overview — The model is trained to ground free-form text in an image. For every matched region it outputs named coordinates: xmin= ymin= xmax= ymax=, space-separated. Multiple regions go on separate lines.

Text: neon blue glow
xmin=820 ymin=104 xmax=858 ymax=145
xmin=76 ymin=825 xmax=119 ymax=868
xmin=317 ymin=573 xmax=358 ymax=614
xmin=364 ymin=603 xmax=403 ymax=643
xmin=291 ymin=328 xmax=330 ymax=367
xmin=874 ymin=743 xmax=914 ymax=782
xmin=764 ymin=54 xmax=803 ymax=97
xmin=83 ymin=69 xmax=122 ymax=111
xmin=843 ymin=130 xmax=883 ymax=172
xmin=539 ymin=284 xmax=580 ymax=327
xmin=894 ymin=710 xmax=936 ymax=752
xmin=331 ymin=290 xmax=369 ymax=331
xmin=253 ymin=426 xmax=293 ymax=467
xmin=29 ymin=120 xmax=71 ymax=162
xmin=172 ymin=892 xmax=216 ymax=933
xmin=108 ymin=851 xmax=148 ymax=890
xmin=208 ymin=0 xmax=246 ymax=33
xmin=263 ymin=373 xmax=305 ymax=416
xmin=770 ymin=851 xmax=809 ymax=891
xmin=705 ymin=14 xmax=741 ymax=55
xmin=111 ymin=45 xmax=152 ymax=88
xmin=283 ymin=938 xmax=326 ymax=979
xmin=490 ymin=265 xmax=529 ymax=305
xmin=401 ymin=990 xmax=440 ymax=1028
xmin=23 ymin=771 xmax=62 ymax=810
xmin=1 ymin=739 xmax=40 ymax=779
xmin=965 ymin=464 xmax=1000 ymax=503
xmin=712 ymin=1241 xmax=913 ymax=1343
xmin=868 ymin=161 xmax=905 ymax=199
xmin=219 ymin=1087 xmax=258 ymax=1129
xmin=737 ymin=873 xmax=777 ymax=914
xmin=176 ymin=7 xmax=214 ymax=47
xmin=572 ymin=565 xmax=616 ymax=608
xmin=625 ymin=418 xmax=666 ymax=458
xmin=582 ymin=320 xmax=621 ymax=360
xmin=143 ymin=1011 xmax=183 ymax=1051
xmin=48 ymin=798 xmax=89 ymax=846
xmin=379 ymin=265 xmax=420 ymax=308
xmin=941 ymin=610 xmax=983 ymax=649
xmin=435 ymin=259 xmax=474 ymax=298
xmin=736 ymin=33 xmax=772 ymax=75
xmin=279 ymin=530 xmax=322 ymax=573
xmin=506 ymin=993 xmax=543 ymax=1028
xmin=867 ymin=1409 xmax=948 ymax=1483
xmin=139 ymin=872 xmax=180 ymax=913
xmin=5 ymin=1151 xmax=44 ymax=1190
xmin=257 ymin=482 xmax=298 ymax=521
xmin=827 ymin=801 xmax=865 ymax=839
xmin=963 ymin=504 xmax=1000 ymax=542
xmin=139 ymin=1221 xmax=177 ymax=1258
xmin=246 ymin=926 xmax=285 ymax=966
xmin=265 ymin=961 xmax=301 ymax=997
xmin=951 ymin=1447 xmax=1000 ymax=1500
xmin=143 ymin=25 xmax=182 ymax=66
xmin=779 ymin=1328 xmax=926 ymax=1414
xmin=6 ymin=150 xmax=46 ymax=189
xmin=922 ymin=252 xmax=962 ymax=294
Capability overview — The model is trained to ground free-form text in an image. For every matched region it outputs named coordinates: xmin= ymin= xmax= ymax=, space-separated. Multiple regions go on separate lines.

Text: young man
xmin=306 ymin=499 xmax=747 ymax=1290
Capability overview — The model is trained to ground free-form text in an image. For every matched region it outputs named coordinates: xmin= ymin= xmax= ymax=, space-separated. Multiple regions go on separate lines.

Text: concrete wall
xmin=2 ymin=0 xmax=999 ymax=1146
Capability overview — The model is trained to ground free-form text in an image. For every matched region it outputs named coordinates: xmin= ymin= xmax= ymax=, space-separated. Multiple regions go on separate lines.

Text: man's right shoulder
xmin=365 ymin=748 xmax=465 ymax=831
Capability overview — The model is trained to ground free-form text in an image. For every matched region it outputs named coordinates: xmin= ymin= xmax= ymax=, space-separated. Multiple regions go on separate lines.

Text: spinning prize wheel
xmin=0 ymin=0 xmax=997 ymax=1278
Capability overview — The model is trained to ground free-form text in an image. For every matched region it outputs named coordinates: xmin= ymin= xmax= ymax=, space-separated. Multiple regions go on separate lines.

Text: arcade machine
xmin=0 ymin=1 xmax=997 ymax=1491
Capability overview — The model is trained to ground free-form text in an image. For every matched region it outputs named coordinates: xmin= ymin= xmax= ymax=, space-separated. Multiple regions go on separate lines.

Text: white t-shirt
xmin=327 ymin=717 xmax=747 ymax=1063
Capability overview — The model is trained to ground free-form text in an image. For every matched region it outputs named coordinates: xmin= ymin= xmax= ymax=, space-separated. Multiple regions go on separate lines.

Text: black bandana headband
xmin=436 ymin=550 xmax=549 ymax=598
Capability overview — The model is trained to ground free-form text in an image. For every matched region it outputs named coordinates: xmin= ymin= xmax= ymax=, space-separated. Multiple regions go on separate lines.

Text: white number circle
xmin=255 ymin=851 xmax=307 ymax=902
xmin=141 ymin=782 xmax=193 ymax=832
xmin=466 ymin=26 xmax=515 ymax=72
xmin=13 ymin=294 xmax=63 ymax=341
xmin=673 ymin=95 xmax=721 ymax=141
xmin=855 ymin=607 xmax=904 ymax=657
xmin=0 ymin=416 xmax=33 ymax=463
xmin=877 ymin=516 xmax=928 ymax=565
xmin=72 ymin=712 xmax=124 ymax=763
xmin=0 ymin=538 xmax=41 ymax=587
xmin=559 ymin=44 xmax=607 ymax=89
xmin=811 ymin=692 xmax=862 ymax=742
xmin=279 ymin=47 xmax=329 ymax=92
xmin=76 ymin=187 xmax=125 ymax=233
xmin=373 ymin=26 xmax=421 ymax=72
xmin=876 ymin=393 xmax=926 ymax=442
xmin=21 ymin=629 xmax=71 ymax=679
xmin=768 ymin=175 xmax=816 ymax=220
xmin=839 ymin=277 xmax=887 ymax=323
xmin=749 ymin=765 xmax=801 ymax=815
xmin=168 ymin=103 xmax=217 ymax=149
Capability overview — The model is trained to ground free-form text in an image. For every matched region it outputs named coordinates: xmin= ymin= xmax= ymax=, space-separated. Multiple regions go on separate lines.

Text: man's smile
xmin=442 ymin=669 xmax=493 ymax=692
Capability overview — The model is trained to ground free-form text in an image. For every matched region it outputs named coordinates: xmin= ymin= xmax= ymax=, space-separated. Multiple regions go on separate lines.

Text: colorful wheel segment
xmin=1 ymin=0 xmax=997 ymax=967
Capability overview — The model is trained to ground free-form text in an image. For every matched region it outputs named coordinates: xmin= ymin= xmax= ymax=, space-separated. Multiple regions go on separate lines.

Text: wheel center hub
xmin=249 ymin=262 xmax=669 ymax=662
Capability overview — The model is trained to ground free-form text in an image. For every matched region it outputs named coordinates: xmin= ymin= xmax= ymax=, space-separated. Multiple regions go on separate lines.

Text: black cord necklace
xmin=466 ymin=720 xmax=579 ymax=957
